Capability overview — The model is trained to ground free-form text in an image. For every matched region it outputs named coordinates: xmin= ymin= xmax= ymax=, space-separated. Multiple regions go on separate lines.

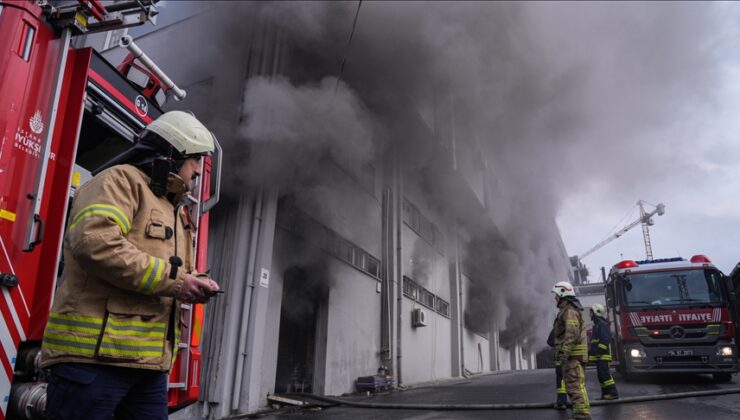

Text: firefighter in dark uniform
xmin=547 ymin=327 xmax=568 ymax=409
xmin=552 ymin=281 xmax=591 ymax=419
xmin=588 ymin=303 xmax=619 ymax=400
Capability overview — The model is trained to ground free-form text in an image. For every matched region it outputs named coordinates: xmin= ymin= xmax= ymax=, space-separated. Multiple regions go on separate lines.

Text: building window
xmin=435 ymin=297 xmax=450 ymax=318
xmin=334 ymin=239 xmax=354 ymax=264
xmin=420 ymin=290 xmax=435 ymax=309
xmin=403 ymin=198 xmax=444 ymax=255
xmin=403 ymin=276 xmax=450 ymax=318
xmin=363 ymin=254 xmax=381 ymax=278
xmin=403 ymin=276 xmax=419 ymax=299
xmin=277 ymin=201 xmax=381 ymax=280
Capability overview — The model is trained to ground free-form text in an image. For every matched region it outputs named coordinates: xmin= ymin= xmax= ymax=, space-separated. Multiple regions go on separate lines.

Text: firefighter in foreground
xmin=589 ymin=303 xmax=619 ymax=400
xmin=39 ymin=111 xmax=221 ymax=420
xmin=552 ymin=281 xmax=591 ymax=419
xmin=547 ymin=327 xmax=568 ymax=409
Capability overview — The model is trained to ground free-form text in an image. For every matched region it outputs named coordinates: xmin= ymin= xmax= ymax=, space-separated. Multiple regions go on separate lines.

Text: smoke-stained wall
xmin=400 ymin=188 xmax=453 ymax=384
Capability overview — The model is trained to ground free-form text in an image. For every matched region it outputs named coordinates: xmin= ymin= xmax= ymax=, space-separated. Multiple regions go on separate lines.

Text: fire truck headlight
xmin=630 ymin=348 xmax=646 ymax=359
xmin=718 ymin=346 xmax=734 ymax=357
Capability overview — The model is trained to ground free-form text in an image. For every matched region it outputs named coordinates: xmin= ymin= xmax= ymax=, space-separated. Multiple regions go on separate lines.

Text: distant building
xmin=570 ymin=255 xmax=590 ymax=285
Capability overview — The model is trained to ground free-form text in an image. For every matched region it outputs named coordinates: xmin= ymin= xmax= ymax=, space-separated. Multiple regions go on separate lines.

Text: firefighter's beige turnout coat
xmin=40 ymin=164 xmax=194 ymax=371
xmin=553 ymin=298 xmax=589 ymax=363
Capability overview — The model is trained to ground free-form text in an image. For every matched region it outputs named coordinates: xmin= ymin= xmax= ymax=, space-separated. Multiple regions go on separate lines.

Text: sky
xmin=555 ymin=2 xmax=740 ymax=278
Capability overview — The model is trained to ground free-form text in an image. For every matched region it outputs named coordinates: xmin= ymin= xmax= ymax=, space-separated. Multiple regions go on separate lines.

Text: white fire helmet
xmin=591 ymin=303 xmax=607 ymax=319
xmin=144 ymin=110 xmax=214 ymax=156
xmin=551 ymin=281 xmax=575 ymax=298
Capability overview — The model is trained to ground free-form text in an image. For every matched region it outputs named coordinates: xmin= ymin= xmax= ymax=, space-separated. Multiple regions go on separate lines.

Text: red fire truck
xmin=0 ymin=1 xmax=221 ymax=418
xmin=605 ymin=255 xmax=739 ymax=382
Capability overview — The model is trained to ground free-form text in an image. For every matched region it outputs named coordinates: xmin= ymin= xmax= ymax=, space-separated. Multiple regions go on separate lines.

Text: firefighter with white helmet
xmin=551 ymin=281 xmax=591 ymax=419
xmin=589 ymin=303 xmax=619 ymax=400
xmin=41 ymin=110 xmax=221 ymax=420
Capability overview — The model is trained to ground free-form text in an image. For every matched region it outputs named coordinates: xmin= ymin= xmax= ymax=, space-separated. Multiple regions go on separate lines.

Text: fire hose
xmin=288 ymin=386 xmax=740 ymax=410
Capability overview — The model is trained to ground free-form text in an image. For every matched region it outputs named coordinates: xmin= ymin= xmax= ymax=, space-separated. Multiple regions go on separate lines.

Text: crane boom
xmin=579 ymin=201 xmax=665 ymax=260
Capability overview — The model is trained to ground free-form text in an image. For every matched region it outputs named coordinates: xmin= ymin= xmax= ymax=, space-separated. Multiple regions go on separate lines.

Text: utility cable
xmin=335 ymin=0 xmax=363 ymax=92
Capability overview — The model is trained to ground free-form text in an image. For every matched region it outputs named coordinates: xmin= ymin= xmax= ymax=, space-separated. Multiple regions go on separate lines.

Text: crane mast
xmin=579 ymin=200 xmax=665 ymax=260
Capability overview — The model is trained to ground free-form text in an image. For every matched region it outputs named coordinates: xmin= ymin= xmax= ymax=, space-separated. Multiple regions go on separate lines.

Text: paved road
xmin=253 ymin=368 xmax=740 ymax=420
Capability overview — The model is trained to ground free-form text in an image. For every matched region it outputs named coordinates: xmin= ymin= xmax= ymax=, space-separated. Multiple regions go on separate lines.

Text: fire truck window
xmin=623 ymin=270 xmax=725 ymax=307
xmin=21 ymin=24 xmax=35 ymax=61
xmin=75 ymin=113 xmax=134 ymax=172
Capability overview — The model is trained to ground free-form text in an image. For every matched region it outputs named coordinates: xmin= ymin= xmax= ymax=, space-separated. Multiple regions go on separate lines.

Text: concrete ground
xmin=248 ymin=368 xmax=740 ymax=420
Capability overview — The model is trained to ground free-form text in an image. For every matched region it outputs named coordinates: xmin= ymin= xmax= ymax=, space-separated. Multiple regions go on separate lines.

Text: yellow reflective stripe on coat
xmin=598 ymin=343 xmax=609 ymax=350
xmin=43 ymin=332 xmax=98 ymax=356
xmin=43 ymin=312 xmax=104 ymax=356
xmin=565 ymin=320 xmax=580 ymax=326
xmin=46 ymin=312 xmax=104 ymax=334
xmin=99 ymin=337 xmax=164 ymax=358
xmin=69 ymin=204 xmax=131 ymax=235
xmin=106 ymin=317 xmax=166 ymax=338
xmin=137 ymin=256 xmax=165 ymax=294
xmin=569 ymin=344 xmax=588 ymax=356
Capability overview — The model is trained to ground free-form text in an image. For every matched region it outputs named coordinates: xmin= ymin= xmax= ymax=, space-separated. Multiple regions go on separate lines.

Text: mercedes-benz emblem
xmin=669 ymin=326 xmax=685 ymax=339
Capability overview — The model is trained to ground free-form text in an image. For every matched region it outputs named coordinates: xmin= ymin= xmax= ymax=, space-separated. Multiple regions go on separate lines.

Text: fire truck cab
xmin=0 ymin=1 xmax=220 ymax=418
xmin=605 ymin=255 xmax=739 ymax=382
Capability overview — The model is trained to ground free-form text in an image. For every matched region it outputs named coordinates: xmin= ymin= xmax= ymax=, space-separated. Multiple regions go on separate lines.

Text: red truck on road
xmin=604 ymin=256 xmax=739 ymax=382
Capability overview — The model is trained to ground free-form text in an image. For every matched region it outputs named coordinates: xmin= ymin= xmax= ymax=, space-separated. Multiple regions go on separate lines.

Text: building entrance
xmin=274 ymin=266 xmax=328 ymax=394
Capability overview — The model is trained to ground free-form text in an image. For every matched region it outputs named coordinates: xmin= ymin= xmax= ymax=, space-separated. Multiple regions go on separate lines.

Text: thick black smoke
xmin=198 ymin=2 xmax=728 ymax=350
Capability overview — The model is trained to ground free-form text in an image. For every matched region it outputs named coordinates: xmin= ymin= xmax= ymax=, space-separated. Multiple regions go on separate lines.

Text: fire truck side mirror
xmin=201 ymin=136 xmax=222 ymax=214
xmin=723 ymin=275 xmax=736 ymax=302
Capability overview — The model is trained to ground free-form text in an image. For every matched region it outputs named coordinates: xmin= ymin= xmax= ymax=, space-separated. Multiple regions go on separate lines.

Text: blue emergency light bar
xmin=634 ymin=257 xmax=684 ymax=265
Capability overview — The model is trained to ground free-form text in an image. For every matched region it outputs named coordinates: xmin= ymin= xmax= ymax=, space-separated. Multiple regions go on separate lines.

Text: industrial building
xmin=80 ymin=3 xmax=575 ymax=418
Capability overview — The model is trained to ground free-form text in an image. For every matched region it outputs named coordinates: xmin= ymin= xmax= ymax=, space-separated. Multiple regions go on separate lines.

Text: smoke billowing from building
xmin=209 ymin=2 xmax=727 ymax=349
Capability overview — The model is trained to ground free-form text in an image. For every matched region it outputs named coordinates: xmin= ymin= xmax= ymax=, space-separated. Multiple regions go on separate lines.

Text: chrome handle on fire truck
xmin=119 ymin=35 xmax=186 ymax=101
xmin=201 ymin=135 xmax=222 ymax=214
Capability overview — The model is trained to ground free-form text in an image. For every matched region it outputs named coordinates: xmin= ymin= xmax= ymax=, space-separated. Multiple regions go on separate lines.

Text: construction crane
xmin=580 ymin=200 xmax=666 ymax=260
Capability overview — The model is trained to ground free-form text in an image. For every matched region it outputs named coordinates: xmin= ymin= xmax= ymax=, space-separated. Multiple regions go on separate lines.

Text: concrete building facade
xmin=81 ymin=3 xmax=573 ymax=418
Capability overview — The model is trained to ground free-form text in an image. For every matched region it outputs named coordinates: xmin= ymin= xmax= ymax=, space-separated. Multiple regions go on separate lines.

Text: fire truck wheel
xmin=712 ymin=373 xmax=732 ymax=383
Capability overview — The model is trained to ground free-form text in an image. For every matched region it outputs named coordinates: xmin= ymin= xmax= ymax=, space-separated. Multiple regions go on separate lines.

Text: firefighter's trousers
xmin=564 ymin=358 xmax=591 ymax=418
xmin=554 ymin=362 xmax=567 ymax=405
xmin=596 ymin=360 xmax=618 ymax=397
xmin=46 ymin=363 xmax=168 ymax=420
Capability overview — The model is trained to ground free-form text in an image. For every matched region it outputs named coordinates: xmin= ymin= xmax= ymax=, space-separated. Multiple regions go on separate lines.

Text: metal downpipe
xmin=230 ymin=190 xmax=264 ymax=412
xmin=394 ymin=152 xmax=403 ymax=386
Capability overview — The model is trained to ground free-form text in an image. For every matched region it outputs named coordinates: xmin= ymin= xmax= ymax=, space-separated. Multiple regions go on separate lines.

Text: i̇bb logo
xmin=135 ymin=95 xmax=148 ymax=117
